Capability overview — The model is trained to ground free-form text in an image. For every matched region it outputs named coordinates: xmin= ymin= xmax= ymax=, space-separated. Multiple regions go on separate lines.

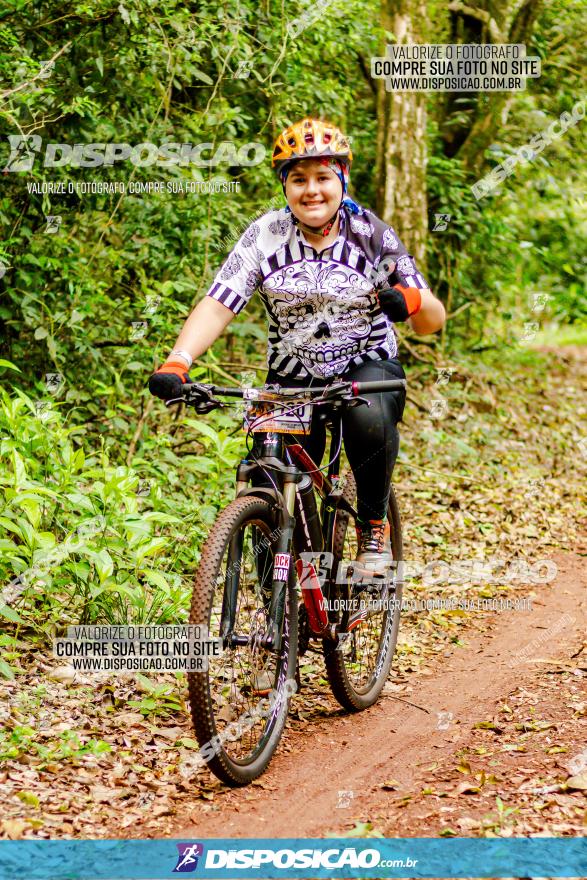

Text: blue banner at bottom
xmin=0 ymin=838 xmax=585 ymax=879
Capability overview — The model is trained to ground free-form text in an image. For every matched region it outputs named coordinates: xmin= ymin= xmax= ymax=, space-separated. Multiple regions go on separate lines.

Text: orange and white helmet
xmin=271 ymin=117 xmax=352 ymax=176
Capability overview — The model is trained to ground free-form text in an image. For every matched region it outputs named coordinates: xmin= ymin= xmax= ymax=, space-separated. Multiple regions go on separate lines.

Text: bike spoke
xmin=325 ymin=473 xmax=401 ymax=708
xmin=206 ymin=520 xmax=281 ymax=763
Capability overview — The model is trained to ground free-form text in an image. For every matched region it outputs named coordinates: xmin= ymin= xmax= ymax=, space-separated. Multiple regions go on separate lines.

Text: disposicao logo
xmin=173 ymin=843 xmax=205 ymax=873
xmin=2 ymin=135 xmax=265 ymax=172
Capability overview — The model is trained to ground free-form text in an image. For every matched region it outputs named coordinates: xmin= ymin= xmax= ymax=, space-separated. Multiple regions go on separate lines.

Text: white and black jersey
xmin=206 ymin=203 xmax=428 ymax=380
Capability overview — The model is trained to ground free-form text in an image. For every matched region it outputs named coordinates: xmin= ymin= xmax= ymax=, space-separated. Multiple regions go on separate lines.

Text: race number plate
xmin=243 ymin=400 xmax=312 ymax=435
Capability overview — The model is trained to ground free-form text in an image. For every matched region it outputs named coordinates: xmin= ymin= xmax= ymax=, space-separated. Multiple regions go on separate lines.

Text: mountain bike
xmin=168 ymin=376 xmax=406 ymax=785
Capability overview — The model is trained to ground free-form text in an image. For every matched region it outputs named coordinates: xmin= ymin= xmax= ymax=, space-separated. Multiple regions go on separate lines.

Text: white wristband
xmin=169 ymin=349 xmax=193 ymax=369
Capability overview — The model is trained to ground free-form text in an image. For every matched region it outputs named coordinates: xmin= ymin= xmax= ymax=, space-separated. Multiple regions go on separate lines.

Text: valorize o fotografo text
xmin=52 ymin=625 xmax=222 ymax=673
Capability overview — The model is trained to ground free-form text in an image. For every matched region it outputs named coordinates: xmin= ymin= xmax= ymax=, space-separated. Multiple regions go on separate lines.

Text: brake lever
xmin=319 ymin=381 xmax=353 ymax=400
xmin=346 ymin=395 xmax=371 ymax=408
xmin=311 ymin=392 xmax=370 ymax=410
xmin=194 ymin=398 xmax=223 ymax=414
xmin=165 ymin=395 xmax=184 ymax=408
xmin=165 ymin=383 xmax=223 ymax=414
xmin=188 ymin=383 xmax=224 ymax=414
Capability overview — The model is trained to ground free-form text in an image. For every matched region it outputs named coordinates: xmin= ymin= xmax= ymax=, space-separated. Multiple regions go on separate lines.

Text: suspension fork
xmin=263 ymin=468 xmax=300 ymax=653
xmin=220 ymin=530 xmax=243 ymax=643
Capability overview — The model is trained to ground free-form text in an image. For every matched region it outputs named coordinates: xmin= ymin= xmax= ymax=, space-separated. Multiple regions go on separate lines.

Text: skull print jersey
xmin=205 ymin=204 xmax=429 ymax=380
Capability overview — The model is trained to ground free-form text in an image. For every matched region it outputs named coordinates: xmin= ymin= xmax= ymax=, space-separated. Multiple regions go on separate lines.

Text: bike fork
xmin=264 ymin=476 xmax=298 ymax=654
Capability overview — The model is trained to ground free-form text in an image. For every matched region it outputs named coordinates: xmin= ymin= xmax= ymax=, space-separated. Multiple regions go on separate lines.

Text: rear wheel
xmin=324 ymin=472 xmax=403 ymax=711
xmin=188 ymin=496 xmax=298 ymax=785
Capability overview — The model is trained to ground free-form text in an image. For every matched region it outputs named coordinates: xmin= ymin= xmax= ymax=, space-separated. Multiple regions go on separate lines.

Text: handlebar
xmin=165 ymin=378 xmax=406 ymax=412
xmin=350 ymin=380 xmax=406 ymax=395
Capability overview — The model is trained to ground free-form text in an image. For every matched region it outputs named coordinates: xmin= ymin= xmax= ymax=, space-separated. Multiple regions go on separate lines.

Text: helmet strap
xmin=293 ymin=208 xmax=340 ymax=238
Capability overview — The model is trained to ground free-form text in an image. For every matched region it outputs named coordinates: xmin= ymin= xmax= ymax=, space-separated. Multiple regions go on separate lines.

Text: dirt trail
xmin=172 ymin=549 xmax=586 ymax=839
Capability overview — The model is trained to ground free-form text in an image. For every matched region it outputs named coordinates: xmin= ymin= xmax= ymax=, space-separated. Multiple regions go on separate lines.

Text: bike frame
xmin=232 ymin=410 xmax=357 ymax=654
xmin=171 ymin=377 xmax=406 ymax=658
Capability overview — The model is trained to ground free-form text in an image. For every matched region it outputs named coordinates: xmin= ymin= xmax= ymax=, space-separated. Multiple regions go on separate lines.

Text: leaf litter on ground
xmin=1 ymin=346 xmax=586 ymax=838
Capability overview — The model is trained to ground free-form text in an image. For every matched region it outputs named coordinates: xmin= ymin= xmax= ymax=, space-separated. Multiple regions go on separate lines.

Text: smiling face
xmin=283 ymin=159 xmax=343 ymax=227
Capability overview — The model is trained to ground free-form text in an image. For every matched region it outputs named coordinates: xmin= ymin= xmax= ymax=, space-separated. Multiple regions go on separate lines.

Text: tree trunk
xmin=447 ymin=0 xmax=544 ymax=172
xmin=376 ymin=0 xmax=429 ymax=268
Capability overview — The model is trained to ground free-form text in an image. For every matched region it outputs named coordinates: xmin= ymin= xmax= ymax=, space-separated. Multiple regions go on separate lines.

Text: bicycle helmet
xmin=271 ymin=118 xmax=352 ymax=176
xmin=272 ymin=119 xmax=355 ymax=236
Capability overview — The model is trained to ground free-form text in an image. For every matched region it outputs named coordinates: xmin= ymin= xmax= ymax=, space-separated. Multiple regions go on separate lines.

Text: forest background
xmin=0 ymin=0 xmax=585 ymax=670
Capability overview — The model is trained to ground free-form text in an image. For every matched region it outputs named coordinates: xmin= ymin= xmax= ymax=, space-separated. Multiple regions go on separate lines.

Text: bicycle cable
xmin=243 ymin=399 xmax=310 ymax=492
xmin=243 ymin=396 xmax=345 ymax=480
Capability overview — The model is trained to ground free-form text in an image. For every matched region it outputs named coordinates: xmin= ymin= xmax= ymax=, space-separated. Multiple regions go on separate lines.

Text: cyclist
xmin=149 ymin=118 xmax=446 ymax=573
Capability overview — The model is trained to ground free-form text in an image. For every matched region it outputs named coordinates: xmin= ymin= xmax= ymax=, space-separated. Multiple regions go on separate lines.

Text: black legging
xmin=261 ymin=358 xmax=406 ymax=522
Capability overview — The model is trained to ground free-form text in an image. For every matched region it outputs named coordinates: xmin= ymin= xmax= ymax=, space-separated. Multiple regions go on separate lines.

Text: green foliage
xmin=127 ymin=672 xmax=184 ymax=717
xmin=0 ymin=381 xmax=242 ymax=639
xmin=0 ymin=0 xmax=380 ymax=408
xmin=434 ymin=0 xmax=587 ymax=345
xmin=0 ymin=0 xmax=584 ymax=635
xmin=0 ymin=723 xmax=111 ymax=765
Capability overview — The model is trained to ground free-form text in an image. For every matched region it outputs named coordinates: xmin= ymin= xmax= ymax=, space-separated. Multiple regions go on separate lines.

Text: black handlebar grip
xmin=352 ymin=379 xmax=407 ymax=394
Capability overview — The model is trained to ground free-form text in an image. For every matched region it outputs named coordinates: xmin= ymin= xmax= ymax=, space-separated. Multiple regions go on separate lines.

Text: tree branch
xmin=356 ymin=52 xmax=377 ymax=97
xmin=126 ymin=398 xmax=154 ymax=466
xmin=1 ymin=41 xmax=72 ymax=100
xmin=454 ymin=0 xmax=544 ymax=173
xmin=447 ymin=1 xmax=502 ymax=42
xmin=92 ymin=340 xmax=134 ymax=348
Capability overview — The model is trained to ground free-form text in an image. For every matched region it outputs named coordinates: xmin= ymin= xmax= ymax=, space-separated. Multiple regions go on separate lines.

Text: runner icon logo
xmin=173 ymin=843 xmax=205 ymax=873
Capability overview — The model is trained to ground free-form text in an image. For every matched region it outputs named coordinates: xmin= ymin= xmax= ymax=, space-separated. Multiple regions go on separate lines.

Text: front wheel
xmin=188 ymin=496 xmax=298 ymax=785
xmin=324 ymin=472 xmax=404 ymax=711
